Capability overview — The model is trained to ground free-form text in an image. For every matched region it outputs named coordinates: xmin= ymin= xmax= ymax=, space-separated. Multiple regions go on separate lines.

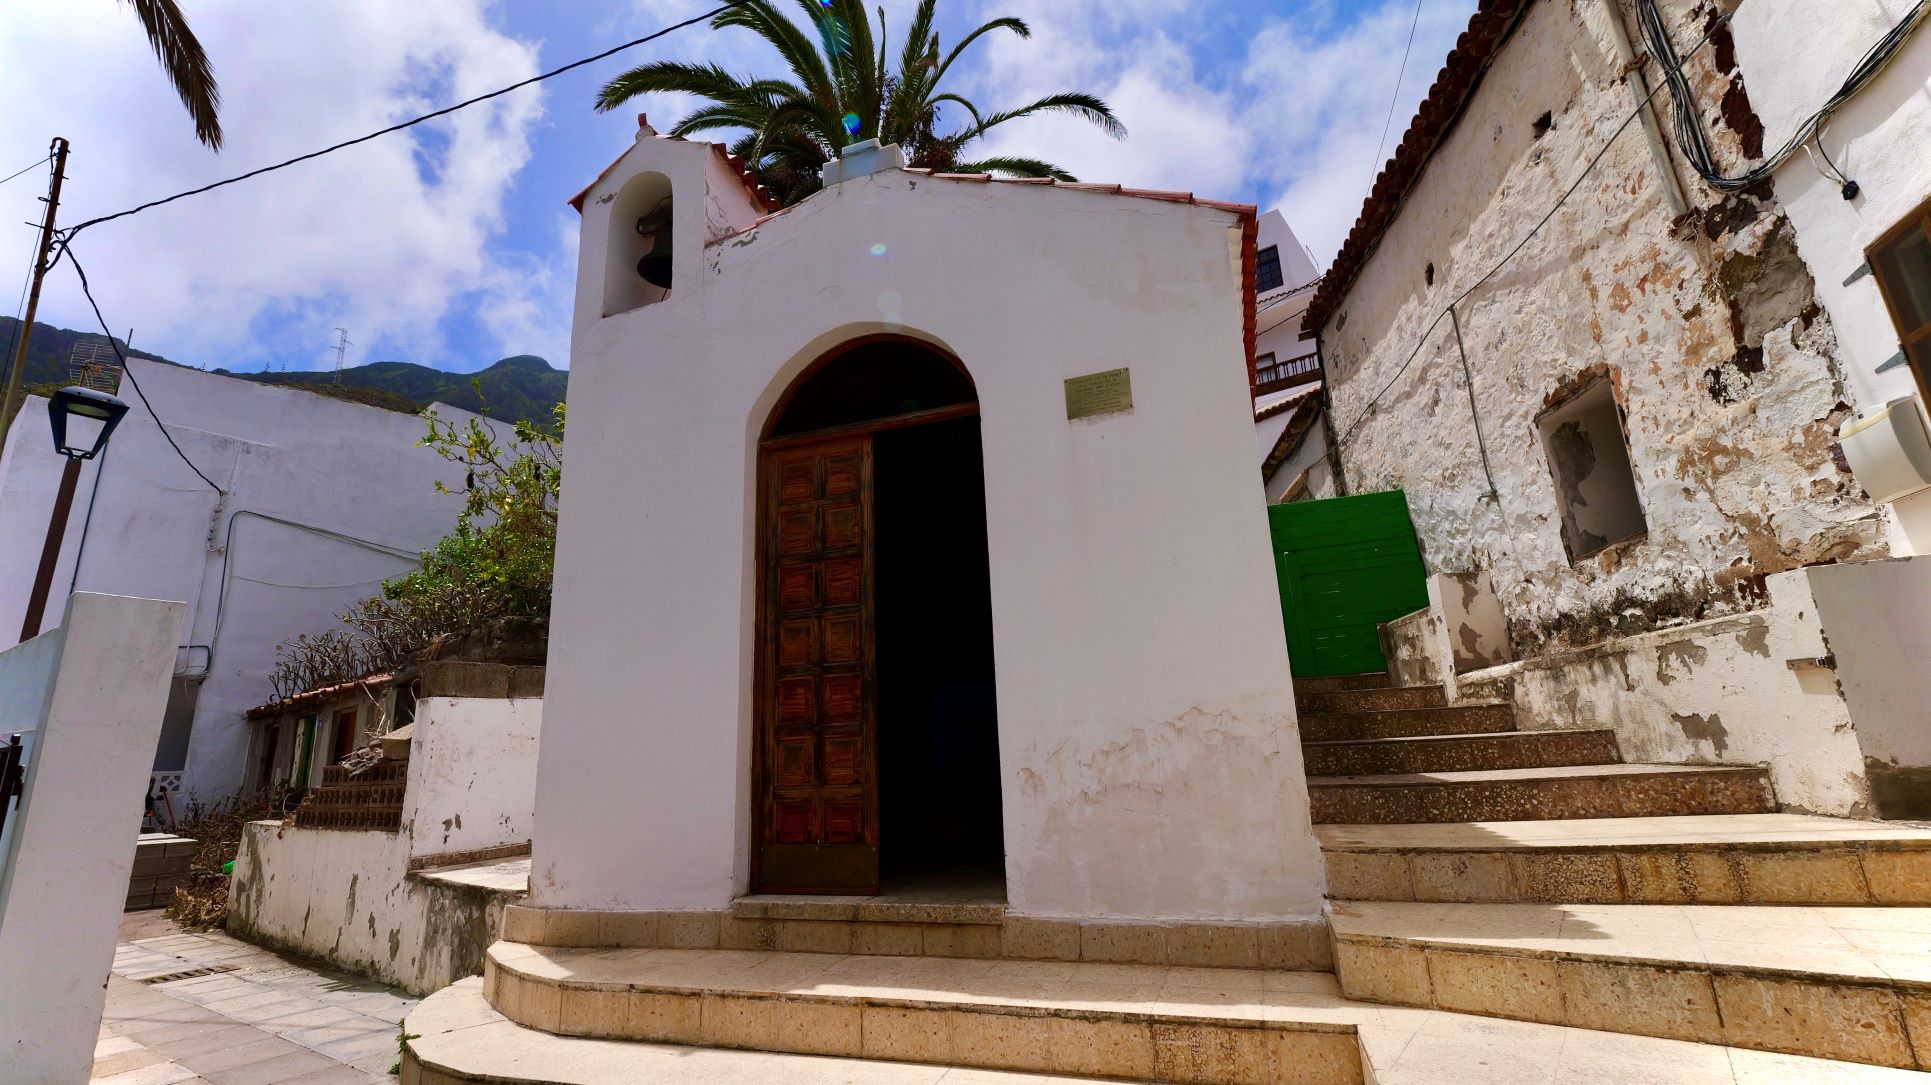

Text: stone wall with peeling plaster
xmin=1321 ymin=0 xmax=1893 ymax=661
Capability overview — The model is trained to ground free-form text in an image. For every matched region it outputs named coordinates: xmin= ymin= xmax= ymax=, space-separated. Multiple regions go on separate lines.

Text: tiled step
xmin=1298 ymin=703 xmax=1516 ymax=743
xmin=1317 ymin=814 xmax=1931 ymax=905
xmin=1296 ymin=684 xmax=1448 ymax=715
xmin=1306 ymin=764 xmax=1776 ymax=825
xmin=1329 ymin=900 xmax=1931 ymax=1070
xmin=1301 ymin=729 xmax=1620 ymax=777
xmin=1293 ymin=671 xmax=1392 ymax=695
xmin=407 ymin=967 xmax=1931 ymax=1085
xmin=481 ymin=943 xmax=1366 ymax=1084
xmin=498 ymin=903 xmax=1333 ymax=969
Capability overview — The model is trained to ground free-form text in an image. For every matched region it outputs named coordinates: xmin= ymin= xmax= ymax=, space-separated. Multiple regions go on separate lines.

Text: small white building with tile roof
xmin=529 ymin=122 xmax=1327 ymax=944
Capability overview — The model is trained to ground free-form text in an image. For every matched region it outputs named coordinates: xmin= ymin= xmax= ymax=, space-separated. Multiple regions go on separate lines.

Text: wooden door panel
xmin=756 ymin=435 xmax=878 ymax=893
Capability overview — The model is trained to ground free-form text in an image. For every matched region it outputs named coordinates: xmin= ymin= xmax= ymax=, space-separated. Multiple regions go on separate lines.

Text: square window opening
xmin=1538 ymin=380 xmax=1648 ymax=561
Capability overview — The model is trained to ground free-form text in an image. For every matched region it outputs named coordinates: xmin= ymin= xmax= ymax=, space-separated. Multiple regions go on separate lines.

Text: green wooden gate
xmin=1268 ymin=491 xmax=1429 ymax=678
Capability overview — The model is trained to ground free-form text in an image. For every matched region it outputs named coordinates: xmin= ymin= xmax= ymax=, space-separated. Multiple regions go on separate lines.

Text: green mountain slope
xmin=244 ymin=355 xmax=568 ymax=426
xmin=0 ymin=317 xmax=566 ymax=426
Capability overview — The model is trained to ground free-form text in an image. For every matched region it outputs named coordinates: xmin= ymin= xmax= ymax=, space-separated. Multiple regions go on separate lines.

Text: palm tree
xmin=596 ymin=0 xmax=1124 ymax=205
xmin=121 ymin=0 xmax=223 ymax=150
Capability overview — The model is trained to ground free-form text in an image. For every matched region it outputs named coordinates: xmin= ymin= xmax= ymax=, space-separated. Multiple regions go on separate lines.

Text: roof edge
xmin=1304 ymin=0 xmax=1536 ymax=334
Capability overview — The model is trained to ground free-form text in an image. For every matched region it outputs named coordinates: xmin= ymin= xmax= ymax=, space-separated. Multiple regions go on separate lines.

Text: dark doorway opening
xmin=874 ymin=416 xmax=1003 ymax=894
xmin=754 ymin=337 xmax=1002 ymax=896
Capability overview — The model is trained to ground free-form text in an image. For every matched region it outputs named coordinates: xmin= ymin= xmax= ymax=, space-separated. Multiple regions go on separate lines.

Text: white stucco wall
xmin=1804 ymin=556 xmax=1931 ymax=812
xmin=1255 ymin=209 xmax=1320 ymax=295
xmin=228 ymin=822 xmax=518 ymax=996
xmin=0 ymin=593 xmax=182 ymax=1085
xmin=534 ymin=137 xmax=1322 ymax=923
xmin=0 ymin=361 xmax=476 ymax=800
xmin=1731 ymin=0 xmax=1931 ymax=552
xmin=228 ymin=691 xmax=541 ymax=993
xmin=404 ymin=695 xmax=541 ymax=863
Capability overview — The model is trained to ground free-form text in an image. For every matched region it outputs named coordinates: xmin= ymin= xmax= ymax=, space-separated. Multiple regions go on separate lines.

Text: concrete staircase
xmin=1299 ymin=672 xmax=1777 ymax=824
xmin=396 ymin=671 xmax=1931 ymax=1084
xmin=1300 ymin=670 xmax=1931 ymax=1072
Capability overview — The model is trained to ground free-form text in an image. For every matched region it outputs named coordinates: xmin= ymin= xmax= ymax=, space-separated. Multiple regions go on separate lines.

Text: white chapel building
xmin=528 ymin=122 xmax=1328 ymax=936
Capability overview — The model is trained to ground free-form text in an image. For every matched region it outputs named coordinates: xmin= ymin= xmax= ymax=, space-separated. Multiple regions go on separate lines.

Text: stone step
xmin=480 ymin=943 xmax=1365 ymax=1084
xmin=498 ymin=903 xmax=1333 ymax=970
xmin=1298 ymin=703 xmax=1516 ymax=743
xmin=1293 ymin=671 xmax=1393 ymax=695
xmin=1301 ymin=729 xmax=1621 ymax=777
xmin=1329 ymin=900 xmax=1931 ymax=1070
xmin=1317 ymin=814 xmax=1931 ymax=905
xmin=1296 ymin=684 xmax=1449 ymax=715
xmin=1306 ymin=764 xmax=1776 ymax=825
xmin=406 ymin=968 xmax=1931 ymax=1084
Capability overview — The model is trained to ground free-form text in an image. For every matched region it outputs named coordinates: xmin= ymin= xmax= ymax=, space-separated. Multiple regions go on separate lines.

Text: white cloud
xmin=0 ymin=0 xmax=546 ymax=371
xmin=1240 ymin=0 xmax=1481 ymax=264
xmin=949 ymin=0 xmax=1479 ymax=266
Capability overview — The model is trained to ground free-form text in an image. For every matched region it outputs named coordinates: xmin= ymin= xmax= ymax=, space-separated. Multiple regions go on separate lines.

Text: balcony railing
xmin=1255 ymin=352 xmax=1321 ymax=394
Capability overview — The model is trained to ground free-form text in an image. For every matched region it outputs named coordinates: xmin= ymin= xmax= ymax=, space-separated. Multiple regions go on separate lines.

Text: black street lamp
xmin=20 ymin=387 xmax=129 ymax=640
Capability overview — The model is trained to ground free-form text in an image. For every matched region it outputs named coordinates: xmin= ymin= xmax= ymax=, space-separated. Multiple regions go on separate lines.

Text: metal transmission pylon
xmin=332 ymin=327 xmax=352 ymax=385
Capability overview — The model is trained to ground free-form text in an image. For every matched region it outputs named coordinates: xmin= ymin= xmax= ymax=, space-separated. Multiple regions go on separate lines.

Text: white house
xmin=525 ymin=124 xmax=1325 ymax=936
xmin=0 ymin=359 xmax=472 ymax=803
xmin=1250 ymin=210 xmax=1333 ymax=502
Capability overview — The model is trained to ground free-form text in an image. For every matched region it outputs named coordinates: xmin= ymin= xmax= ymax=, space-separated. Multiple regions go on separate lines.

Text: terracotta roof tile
xmin=246 ymin=672 xmax=396 ymax=720
xmin=1304 ymin=0 xmax=1534 ymax=335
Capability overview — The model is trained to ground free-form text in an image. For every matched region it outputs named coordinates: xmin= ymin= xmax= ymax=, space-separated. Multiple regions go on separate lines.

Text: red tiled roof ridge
xmin=1303 ymin=0 xmax=1535 ymax=336
xmin=246 ymin=671 xmax=396 ymax=720
xmin=1255 ymin=381 xmax=1324 ymax=422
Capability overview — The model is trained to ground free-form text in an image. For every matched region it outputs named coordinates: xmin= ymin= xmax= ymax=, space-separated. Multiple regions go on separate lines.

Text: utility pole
xmin=0 ymin=136 xmax=71 ymax=454
xmin=332 ymin=327 xmax=352 ymax=385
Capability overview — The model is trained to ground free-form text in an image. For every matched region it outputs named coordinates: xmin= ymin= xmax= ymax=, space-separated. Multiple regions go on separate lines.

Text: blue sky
xmin=0 ymin=0 xmax=1476 ymax=374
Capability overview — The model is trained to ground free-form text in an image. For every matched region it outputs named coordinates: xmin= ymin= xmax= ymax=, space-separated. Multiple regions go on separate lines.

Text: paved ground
xmin=90 ymin=911 xmax=415 ymax=1084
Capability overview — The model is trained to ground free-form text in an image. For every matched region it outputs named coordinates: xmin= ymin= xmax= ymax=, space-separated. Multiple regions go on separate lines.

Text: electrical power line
xmin=61 ymin=0 xmax=752 ymax=240
xmin=0 ymin=154 xmax=51 ymax=188
xmin=1368 ymin=0 xmax=1427 ymax=184
xmin=1638 ymin=0 xmax=1928 ymax=195
xmin=59 ymin=238 xmax=223 ymax=495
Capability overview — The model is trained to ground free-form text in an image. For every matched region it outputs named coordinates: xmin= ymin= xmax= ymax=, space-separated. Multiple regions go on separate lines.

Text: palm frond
xmin=928 ymin=92 xmax=983 ymax=133
xmin=596 ymin=61 xmax=759 ymax=112
xmin=929 ymin=17 xmax=1028 ymax=91
xmin=668 ymin=103 xmax=772 ymax=138
xmin=121 ymin=0 xmax=221 ymax=149
xmin=716 ymin=1 xmax=838 ymax=106
xmin=950 ymin=156 xmax=1075 ymax=181
xmin=973 ymin=92 xmax=1125 ymax=139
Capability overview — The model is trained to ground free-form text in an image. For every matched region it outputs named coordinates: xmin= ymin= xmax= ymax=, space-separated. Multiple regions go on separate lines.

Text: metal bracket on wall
xmin=1844 ymin=261 xmax=1873 ymax=288
xmin=1876 ymin=350 xmax=1908 ymax=373
xmin=1786 ymin=654 xmax=1837 ymax=671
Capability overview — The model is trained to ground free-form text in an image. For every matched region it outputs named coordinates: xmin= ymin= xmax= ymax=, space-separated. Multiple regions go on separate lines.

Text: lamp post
xmin=20 ymin=386 xmax=128 ymax=641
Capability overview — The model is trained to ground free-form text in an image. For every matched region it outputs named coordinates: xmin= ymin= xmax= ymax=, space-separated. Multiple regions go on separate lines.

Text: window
xmin=1538 ymin=380 xmax=1647 ymax=561
xmin=1256 ymin=245 xmax=1285 ymax=294
xmin=1869 ymin=197 xmax=1931 ymax=405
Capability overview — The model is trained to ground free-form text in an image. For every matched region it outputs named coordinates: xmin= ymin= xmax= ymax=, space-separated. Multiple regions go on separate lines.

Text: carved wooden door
xmin=756 ymin=435 xmax=878 ymax=892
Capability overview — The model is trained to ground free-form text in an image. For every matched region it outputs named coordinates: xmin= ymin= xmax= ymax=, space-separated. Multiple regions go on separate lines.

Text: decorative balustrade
xmin=293 ymin=761 xmax=407 ymax=831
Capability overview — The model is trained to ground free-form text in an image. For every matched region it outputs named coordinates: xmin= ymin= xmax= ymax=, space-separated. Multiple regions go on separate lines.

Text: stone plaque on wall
xmin=1064 ymin=368 xmax=1133 ymax=420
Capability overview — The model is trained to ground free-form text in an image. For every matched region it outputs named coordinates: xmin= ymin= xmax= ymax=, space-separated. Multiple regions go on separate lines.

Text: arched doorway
xmin=754 ymin=337 xmax=1002 ymax=895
